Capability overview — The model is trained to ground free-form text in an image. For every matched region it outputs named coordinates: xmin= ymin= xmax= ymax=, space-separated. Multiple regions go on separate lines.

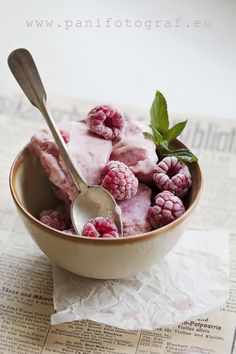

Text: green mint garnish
xmin=144 ymin=90 xmax=198 ymax=163
xmin=143 ymin=132 xmax=154 ymax=140
xmin=163 ymin=120 xmax=187 ymax=142
xmin=163 ymin=149 xmax=198 ymax=163
xmin=150 ymin=91 xmax=169 ymax=134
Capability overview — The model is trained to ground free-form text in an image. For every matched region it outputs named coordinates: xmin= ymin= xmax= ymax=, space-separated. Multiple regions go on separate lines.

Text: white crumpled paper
xmin=51 ymin=230 xmax=229 ymax=330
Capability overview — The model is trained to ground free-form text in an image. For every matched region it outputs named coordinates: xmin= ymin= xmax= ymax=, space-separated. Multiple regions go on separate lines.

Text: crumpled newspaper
xmin=51 ymin=230 xmax=229 ymax=330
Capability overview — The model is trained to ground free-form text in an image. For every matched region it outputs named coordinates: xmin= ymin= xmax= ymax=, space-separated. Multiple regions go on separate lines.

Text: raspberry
xmin=82 ymin=217 xmax=119 ymax=238
xmin=147 ymin=191 xmax=185 ymax=228
xmin=101 ymin=161 xmax=138 ymax=200
xmin=153 ymin=156 xmax=191 ymax=197
xmin=86 ymin=105 xmax=125 ymax=141
xmin=40 ymin=210 xmax=67 ymax=231
xmin=60 ymin=129 xmax=70 ymax=144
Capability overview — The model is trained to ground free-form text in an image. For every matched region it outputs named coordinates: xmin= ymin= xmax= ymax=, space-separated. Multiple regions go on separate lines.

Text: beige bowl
xmin=10 ymin=143 xmax=202 ymax=279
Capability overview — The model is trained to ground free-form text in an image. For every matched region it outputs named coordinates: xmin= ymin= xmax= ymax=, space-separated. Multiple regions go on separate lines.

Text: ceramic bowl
xmin=9 ymin=142 xmax=202 ymax=279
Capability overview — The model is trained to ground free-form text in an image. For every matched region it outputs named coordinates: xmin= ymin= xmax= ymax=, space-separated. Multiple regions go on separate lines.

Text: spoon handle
xmin=8 ymin=48 xmax=88 ymax=192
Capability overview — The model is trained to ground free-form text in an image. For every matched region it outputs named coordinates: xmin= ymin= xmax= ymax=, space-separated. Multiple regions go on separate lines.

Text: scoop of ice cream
xmin=29 ymin=122 xmax=113 ymax=202
xmin=111 ymin=121 xmax=158 ymax=182
xmin=118 ymin=183 xmax=152 ymax=236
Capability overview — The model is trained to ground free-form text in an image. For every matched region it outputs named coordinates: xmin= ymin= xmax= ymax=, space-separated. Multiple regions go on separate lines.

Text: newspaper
xmin=0 ymin=92 xmax=235 ymax=354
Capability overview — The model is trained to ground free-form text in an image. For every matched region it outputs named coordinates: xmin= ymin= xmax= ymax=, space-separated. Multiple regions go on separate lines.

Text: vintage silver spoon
xmin=8 ymin=48 xmax=123 ymax=236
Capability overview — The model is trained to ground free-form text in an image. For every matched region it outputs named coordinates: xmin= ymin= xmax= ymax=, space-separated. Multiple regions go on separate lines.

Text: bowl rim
xmin=9 ymin=145 xmax=202 ymax=245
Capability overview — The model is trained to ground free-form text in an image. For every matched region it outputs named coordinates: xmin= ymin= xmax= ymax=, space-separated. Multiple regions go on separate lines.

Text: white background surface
xmin=0 ymin=0 xmax=235 ymax=120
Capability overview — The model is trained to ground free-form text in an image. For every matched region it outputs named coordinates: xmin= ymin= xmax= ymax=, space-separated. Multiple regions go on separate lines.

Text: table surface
xmin=0 ymin=0 xmax=235 ymax=121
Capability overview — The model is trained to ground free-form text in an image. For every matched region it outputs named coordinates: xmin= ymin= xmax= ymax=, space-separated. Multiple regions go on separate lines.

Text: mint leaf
xmin=163 ymin=149 xmax=198 ymax=162
xmin=163 ymin=120 xmax=187 ymax=142
xmin=150 ymin=91 xmax=169 ymax=134
xmin=159 ymin=140 xmax=169 ymax=151
xmin=152 ymin=127 xmax=163 ymax=144
xmin=146 ymin=90 xmax=198 ymax=164
xmin=143 ymin=130 xmax=163 ymax=146
xmin=143 ymin=132 xmax=154 ymax=140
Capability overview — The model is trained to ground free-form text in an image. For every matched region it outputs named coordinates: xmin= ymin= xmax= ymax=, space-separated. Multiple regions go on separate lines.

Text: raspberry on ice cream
xmin=82 ymin=217 xmax=119 ymax=238
xmin=86 ymin=105 xmax=125 ymax=141
xmin=101 ymin=161 xmax=138 ymax=201
xmin=153 ymin=156 xmax=191 ymax=197
xmin=40 ymin=210 xmax=67 ymax=231
xmin=147 ymin=191 xmax=185 ymax=228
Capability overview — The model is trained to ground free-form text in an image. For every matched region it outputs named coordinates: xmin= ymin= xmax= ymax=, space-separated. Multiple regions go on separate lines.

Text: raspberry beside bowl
xmin=9 ymin=140 xmax=202 ymax=279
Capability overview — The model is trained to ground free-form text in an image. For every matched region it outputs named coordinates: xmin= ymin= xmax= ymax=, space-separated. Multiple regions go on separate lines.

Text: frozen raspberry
xmin=82 ymin=217 xmax=119 ymax=238
xmin=40 ymin=210 xmax=67 ymax=231
xmin=101 ymin=161 xmax=138 ymax=200
xmin=153 ymin=156 xmax=191 ymax=197
xmin=60 ymin=129 xmax=70 ymax=144
xmin=147 ymin=191 xmax=185 ymax=228
xmin=86 ymin=105 xmax=125 ymax=141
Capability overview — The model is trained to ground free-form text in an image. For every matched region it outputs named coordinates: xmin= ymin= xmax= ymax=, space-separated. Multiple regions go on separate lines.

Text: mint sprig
xmin=163 ymin=120 xmax=187 ymax=142
xmin=150 ymin=91 xmax=169 ymax=134
xmin=144 ymin=91 xmax=198 ymax=163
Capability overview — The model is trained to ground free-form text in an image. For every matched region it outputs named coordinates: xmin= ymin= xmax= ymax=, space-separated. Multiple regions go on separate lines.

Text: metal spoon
xmin=8 ymin=48 xmax=123 ymax=236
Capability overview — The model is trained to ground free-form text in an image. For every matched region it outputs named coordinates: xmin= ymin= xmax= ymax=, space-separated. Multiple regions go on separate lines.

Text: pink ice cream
xmin=111 ymin=121 xmax=158 ymax=182
xmin=29 ymin=121 xmax=113 ymax=202
xmin=30 ymin=119 xmax=155 ymax=236
xmin=118 ymin=184 xmax=152 ymax=236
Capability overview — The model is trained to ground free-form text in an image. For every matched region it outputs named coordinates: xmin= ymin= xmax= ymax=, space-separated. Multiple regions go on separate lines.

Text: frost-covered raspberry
xmin=101 ymin=161 xmax=138 ymax=200
xmin=82 ymin=217 xmax=119 ymax=238
xmin=40 ymin=210 xmax=67 ymax=231
xmin=153 ymin=156 xmax=191 ymax=197
xmin=86 ymin=105 xmax=125 ymax=141
xmin=147 ymin=191 xmax=185 ymax=228
xmin=60 ymin=129 xmax=70 ymax=144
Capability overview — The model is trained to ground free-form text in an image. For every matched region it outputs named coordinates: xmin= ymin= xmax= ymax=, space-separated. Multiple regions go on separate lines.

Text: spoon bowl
xmin=71 ymin=186 xmax=122 ymax=235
